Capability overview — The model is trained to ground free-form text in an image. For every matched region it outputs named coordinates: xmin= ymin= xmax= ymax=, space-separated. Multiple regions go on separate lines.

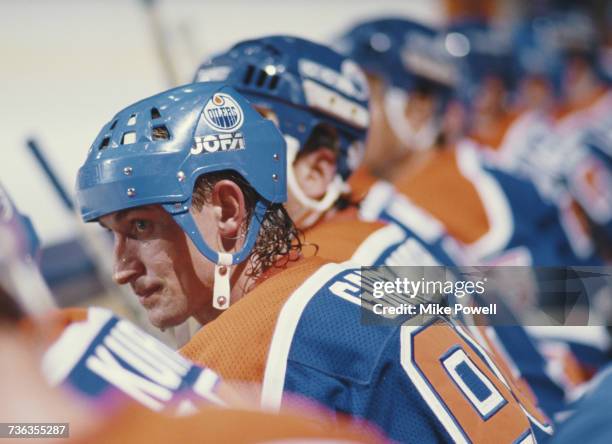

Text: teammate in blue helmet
xmin=512 ymin=14 xmax=568 ymax=113
xmin=76 ymin=82 xmax=296 ymax=326
xmin=336 ymin=18 xmax=460 ymax=178
xmin=195 ymin=35 xmax=463 ymax=267
xmin=443 ymin=19 xmax=522 ymax=143
xmin=195 ymin=35 xmax=370 ymax=228
xmin=447 ymin=19 xmax=517 ymax=103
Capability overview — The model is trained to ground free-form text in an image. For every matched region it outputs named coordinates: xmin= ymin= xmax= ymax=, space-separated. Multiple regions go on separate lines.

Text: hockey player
xmin=503 ymin=11 xmax=612 ymax=385
xmin=334 ymin=18 xmax=461 ymax=180
xmin=509 ymin=12 xmax=612 ymax=262
xmin=194 ymin=35 xmax=568 ymax=425
xmin=547 ymin=10 xmax=612 ymax=253
xmin=194 ymin=35 xmax=458 ymax=267
xmin=337 ymin=17 xmax=591 ymax=418
xmin=76 ymin=81 xmax=552 ymax=442
xmin=0 ymin=183 xmax=382 ymax=443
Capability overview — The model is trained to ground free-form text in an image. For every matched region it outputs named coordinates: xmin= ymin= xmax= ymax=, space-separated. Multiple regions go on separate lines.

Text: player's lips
xmin=134 ymin=284 xmax=163 ymax=304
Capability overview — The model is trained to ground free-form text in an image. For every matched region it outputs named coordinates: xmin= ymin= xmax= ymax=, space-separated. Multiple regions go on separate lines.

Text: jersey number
xmin=401 ymin=319 xmax=547 ymax=444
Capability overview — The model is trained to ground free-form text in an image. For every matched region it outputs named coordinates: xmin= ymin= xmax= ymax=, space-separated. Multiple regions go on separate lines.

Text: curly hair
xmin=191 ymin=170 xmax=303 ymax=278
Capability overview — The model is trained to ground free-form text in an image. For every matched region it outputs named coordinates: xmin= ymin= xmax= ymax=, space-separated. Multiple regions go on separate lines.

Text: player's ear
xmin=293 ymin=147 xmax=337 ymax=200
xmin=211 ymin=180 xmax=246 ymax=248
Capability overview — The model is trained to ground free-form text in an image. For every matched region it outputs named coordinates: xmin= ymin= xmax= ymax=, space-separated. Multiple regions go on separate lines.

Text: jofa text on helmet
xmin=191 ymin=132 xmax=245 ymax=155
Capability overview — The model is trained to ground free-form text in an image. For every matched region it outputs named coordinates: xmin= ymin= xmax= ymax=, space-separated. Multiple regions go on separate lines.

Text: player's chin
xmin=146 ymin=305 xmax=189 ymax=331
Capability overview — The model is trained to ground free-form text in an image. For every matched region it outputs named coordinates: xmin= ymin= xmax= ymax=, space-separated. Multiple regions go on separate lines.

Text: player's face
xmin=254 ymin=106 xmax=338 ymax=227
xmin=474 ymin=75 xmax=506 ymax=115
xmin=99 ymin=205 xmax=214 ymax=329
xmin=516 ymin=76 xmax=554 ymax=113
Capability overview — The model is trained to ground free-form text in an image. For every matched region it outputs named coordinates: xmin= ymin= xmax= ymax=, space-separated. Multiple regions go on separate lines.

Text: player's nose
xmin=112 ymin=235 xmax=145 ymax=285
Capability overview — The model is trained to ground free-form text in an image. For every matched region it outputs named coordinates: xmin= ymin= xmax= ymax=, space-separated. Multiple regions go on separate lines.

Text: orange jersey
xmin=554 ymin=87 xmax=611 ymax=134
xmin=180 ymin=256 xmax=552 ymax=442
xmin=180 ymin=256 xmax=327 ymax=385
xmin=302 ymin=210 xmax=444 ymax=266
xmin=346 ymin=166 xmax=462 ymax=266
xmin=394 ymin=144 xmax=492 ymax=246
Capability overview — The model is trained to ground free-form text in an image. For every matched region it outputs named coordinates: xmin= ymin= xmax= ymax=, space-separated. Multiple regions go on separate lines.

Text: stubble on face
xmin=141 ymin=212 xmax=215 ymax=330
xmin=102 ymin=205 xmax=215 ymax=330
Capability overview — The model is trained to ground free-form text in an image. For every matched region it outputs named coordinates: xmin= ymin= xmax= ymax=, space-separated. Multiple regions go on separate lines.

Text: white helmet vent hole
xmin=121 ymin=132 xmax=136 ymax=145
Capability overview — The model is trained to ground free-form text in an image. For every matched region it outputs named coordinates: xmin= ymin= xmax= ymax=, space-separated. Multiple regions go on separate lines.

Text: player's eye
xmin=130 ymin=219 xmax=152 ymax=238
xmin=135 ymin=220 xmax=148 ymax=232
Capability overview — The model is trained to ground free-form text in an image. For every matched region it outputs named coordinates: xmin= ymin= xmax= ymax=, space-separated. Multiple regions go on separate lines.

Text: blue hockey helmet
xmin=194 ymin=35 xmax=370 ymax=181
xmin=445 ymin=19 xmax=518 ymax=104
xmin=336 ymin=18 xmax=458 ymax=98
xmin=544 ymin=10 xmax=609 ymax=84
xmin=76 ymin=82 xmax=287 ymax=309
xmin=335 ymin=18 xmax=458 ymax=151
xmin=512 ymin=17 xmax=565 ymax=93
xmin=0 ymin=182 xmax=55 ymax=315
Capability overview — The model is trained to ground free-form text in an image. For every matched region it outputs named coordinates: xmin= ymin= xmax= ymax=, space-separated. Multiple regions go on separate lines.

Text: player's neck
xmin=192 ymin=259 xmax=253 ymax=325
xmin=470 ymin=107 xmax=515 ymax=148
xmin=565 ymin=80 xmax=606 ymax=113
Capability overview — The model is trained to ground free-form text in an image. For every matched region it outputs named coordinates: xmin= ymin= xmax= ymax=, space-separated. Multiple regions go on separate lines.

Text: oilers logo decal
xmin=203 ymin=93 xmax=244 ymax=132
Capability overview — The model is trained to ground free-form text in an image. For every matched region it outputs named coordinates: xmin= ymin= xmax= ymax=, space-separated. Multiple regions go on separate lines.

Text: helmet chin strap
xmin=164 ymin=199 xmax=268 ymax=314
xmin=285 ymin=135 xmax=349 ymax=229
xmin=384 ymin=87 xmax=438 ymax=152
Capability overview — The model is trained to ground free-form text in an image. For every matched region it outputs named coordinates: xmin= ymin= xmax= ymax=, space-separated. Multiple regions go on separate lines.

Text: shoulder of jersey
xmin=265 ymin=261 xmax=402 ymax=384
xmin=303 ymin=218 xmax=387 ymax=262
xmin=41 ymin=306 xmax=229 ymax=414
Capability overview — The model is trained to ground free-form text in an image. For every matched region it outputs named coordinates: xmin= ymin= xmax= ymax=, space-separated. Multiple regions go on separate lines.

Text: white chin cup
xmin=384 ymin=87 xmax=438 ymax=152
xmin=285 ymin=135 xmax=349 ymax=229
xmin=212 ymin=252 xmax=233 ymax=310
